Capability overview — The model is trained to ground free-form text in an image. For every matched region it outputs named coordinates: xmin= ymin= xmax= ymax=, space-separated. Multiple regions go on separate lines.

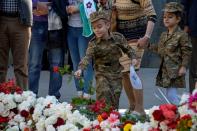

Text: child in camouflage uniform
xmin=75 ymin=11 xmax=137 ymax=109
xmin=148 ymin=2 xmax=192 ymax=105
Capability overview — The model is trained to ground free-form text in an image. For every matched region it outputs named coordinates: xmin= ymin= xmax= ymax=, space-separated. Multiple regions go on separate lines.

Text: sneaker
xmin=77 ymin=91 xmax=83 ymax=98
xmin=83 ymin=93 xmax=91 ymax=99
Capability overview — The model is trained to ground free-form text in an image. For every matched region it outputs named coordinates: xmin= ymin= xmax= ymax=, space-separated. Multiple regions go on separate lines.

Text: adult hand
xmin=74 ymin=69 xmax=82 ymax=79
xmin=67 ymin=5 xmax=78 ymax=14
xmin=178 ymin=66 xmax=186 ymax=76
xmin=131 ymin=59 xmax=138 ymax=66
xmin=33 ymin=2 xmax=49 ymax=16
xmin=137 ymin=36 xmax=149 ymax=48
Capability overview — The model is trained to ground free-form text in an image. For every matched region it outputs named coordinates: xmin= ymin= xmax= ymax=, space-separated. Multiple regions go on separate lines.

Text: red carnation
xmin=101 ymin=112 xmax=108 ymax=120
xmin=53 ymin=66 xmax=59 ymax=73
xmin=94 ymin=125 xmax=101 ymax=129
xmin=83 ymin=128 xmax=91 ymax=131
xmin=53 ymin=117 xmax=65 ymax=128
xmin=167 ymin=120 xmax=177 ymax=129
xmin=0 ymin=116 xmax=9 ymax=123
xmin=20 ymin=110 xmax=29 ymax=118
xmin=152 ymin=110 xmax=165 ymax=121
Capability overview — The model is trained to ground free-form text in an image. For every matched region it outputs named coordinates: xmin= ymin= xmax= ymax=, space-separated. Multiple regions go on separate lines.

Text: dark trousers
xmin=189 ymin=37 xmax=197 ymax=93
xmin=0 ymin=16 xmax=31 ymax=90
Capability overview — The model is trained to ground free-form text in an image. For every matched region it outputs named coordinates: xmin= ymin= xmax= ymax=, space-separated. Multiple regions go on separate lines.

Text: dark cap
xmin=163 ymin=2 xmax=183 ymax=13
xmin=89 ymin=11 xmax=110 ymax=23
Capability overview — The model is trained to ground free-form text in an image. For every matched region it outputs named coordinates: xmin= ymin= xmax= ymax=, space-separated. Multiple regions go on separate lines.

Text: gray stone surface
xmin=7 ymin=67 xmax=189 ymax=109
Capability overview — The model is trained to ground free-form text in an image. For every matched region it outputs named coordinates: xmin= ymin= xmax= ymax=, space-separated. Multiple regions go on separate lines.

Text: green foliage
xmin=55 ymin=65 xmax=95 ymax=95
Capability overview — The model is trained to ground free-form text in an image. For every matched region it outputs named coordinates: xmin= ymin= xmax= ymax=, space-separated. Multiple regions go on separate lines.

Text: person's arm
xmin=138 ymin=0 xmax=157 ymax=48
xmin=179 ymin=32 xmax=192 ymax=68
xmin=78 ymin=42 xmax=95 ymax=70
xmin=181 ymin=0 xmax=190 ymax=33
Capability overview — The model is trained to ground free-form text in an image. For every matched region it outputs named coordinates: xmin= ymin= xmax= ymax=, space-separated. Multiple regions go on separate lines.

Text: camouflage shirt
xmin=149 ymin=27 xmax=192 ymax=88
xmin=79 ymin=32 xmax=136 ymax=76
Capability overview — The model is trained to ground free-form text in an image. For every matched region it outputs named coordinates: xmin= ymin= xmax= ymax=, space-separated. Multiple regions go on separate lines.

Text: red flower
xmin=83 ymin=128 xmax=91 ymax=131
xmin=0 ymin=116 xmax=9 ymax=123
xmin=53 ymin=117 xmax=65 ymax=128
xmin=111 ymin=111 xmax=120 ymax=118
xmin=94 ymin=125 xmax=101 ymax=129
xmin=20 ymin=110 xmax=29 ymax=118
xmin=167 ymin=120 xmax=177 ymax=129
xmin=152 ymin=110 xmax=165 ymax=121
xmin=53 ymin=66 xmax=59 ymax=73
xmin=101 ymin=112 xmax=108 ymax=120
xmin=15 ymin=86 xmax=23 ymax=94
xmin=181 ymin=114 xmax=192 ymax=120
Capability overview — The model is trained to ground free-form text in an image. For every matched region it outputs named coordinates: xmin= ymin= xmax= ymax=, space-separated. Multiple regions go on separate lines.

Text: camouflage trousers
xmin=95 ymin=73 xmax=122 ymax=109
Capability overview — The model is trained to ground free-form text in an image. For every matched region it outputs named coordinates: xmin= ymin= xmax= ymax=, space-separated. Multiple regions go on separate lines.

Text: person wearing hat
xmin=74 ymin=11 xmax=137 ymax=109
xmin=181 ymin=0 xmax=197 ymax=93
xmin=148 ymin=2 xmax=192 ymax=105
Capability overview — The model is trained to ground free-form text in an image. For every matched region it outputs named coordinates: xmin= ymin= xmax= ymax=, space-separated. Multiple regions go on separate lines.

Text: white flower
xmin=14 ymin=94 xmax=23 ymax=103
xmin=159 ymin=121 xmax=168 ymax=131
xmin=132 ymin=122 xmax=151 ymax=131
xmin=100 ymin=120 xmax=110 ymax=130
xmin=45 ymin=115 xmax=58 ymax=126
xmin=13 ymin=114 xmax=25 ymax=123
xmin=27 ymin=120 xmax=32 ymax=126
xmin=32 ymin=104 xmax=45 ymax=122
xmin=111 ymin=127 xmax=120 ymax=131
xmin=19 ymin=122 xmax=27 ymax=130
xmin=36 ymin=117 xmax=46 ymax=131
xmin=0 ymin=102 xmax=5 ymax=114
xmin=179 ymin=93 xmax=189 ymax=104
xmin=6 ymin=126 xmax=19 ymax=131
xmin=46 ymin=125 xmax=56 ymax=131
xmin=1 ymin=110 xmax=10 ymax=117
xmin=192 ymin=88 xmax=197 ymax=95
xmin=57 ymin=122 xmax=78 ymax=131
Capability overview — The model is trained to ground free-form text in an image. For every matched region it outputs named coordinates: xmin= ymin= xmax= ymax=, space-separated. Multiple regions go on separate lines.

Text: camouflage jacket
xmin=79 ymin=32 xmax=136 ymax=76
xmin=149 ymin=27 xmax=192 ymax=88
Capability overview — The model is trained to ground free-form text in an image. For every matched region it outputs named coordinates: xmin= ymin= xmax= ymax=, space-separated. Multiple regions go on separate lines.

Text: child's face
xmin=92 ymin=19 xmax=110 ymax=38
xmin=163 ymin=12 xmax=180 ymax=28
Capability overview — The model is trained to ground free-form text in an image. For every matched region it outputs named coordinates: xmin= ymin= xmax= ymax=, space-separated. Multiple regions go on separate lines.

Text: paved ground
xmin=7 ymin=68 xmax=189 ymax=109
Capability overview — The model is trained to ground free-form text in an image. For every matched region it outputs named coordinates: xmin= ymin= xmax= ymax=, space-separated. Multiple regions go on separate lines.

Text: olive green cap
xmin=89 ymin=11 xmax=110 ymax=23
xmin=163 ymin=2 xmax=183 ymax=12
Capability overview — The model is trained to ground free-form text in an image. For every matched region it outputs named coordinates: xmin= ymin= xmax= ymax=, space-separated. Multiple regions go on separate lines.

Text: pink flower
xmin=189 ymin=92 xmax=197 ymax=113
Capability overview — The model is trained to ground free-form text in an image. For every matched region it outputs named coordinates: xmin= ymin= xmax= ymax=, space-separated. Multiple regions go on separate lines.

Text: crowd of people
xmin=0 ymin=0 xmax=197 ymax=116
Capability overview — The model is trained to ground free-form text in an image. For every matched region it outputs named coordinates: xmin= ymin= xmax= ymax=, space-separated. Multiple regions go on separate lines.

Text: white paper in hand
xmin=130 ymin=65 xmax=142 ymax=89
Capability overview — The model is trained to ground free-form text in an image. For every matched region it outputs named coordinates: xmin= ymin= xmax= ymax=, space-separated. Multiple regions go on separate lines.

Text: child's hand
xmin=178 ymin=66 xmax=186 ymax=76
xmin=74 ymin=69 xmax=82 ymax=78
xmin=131 ymin=59 xmax=138 ymax=66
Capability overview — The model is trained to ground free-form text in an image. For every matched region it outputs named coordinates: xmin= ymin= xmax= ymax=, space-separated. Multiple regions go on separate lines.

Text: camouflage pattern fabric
xmin=79 ymin=32 xmax=136 ymax=108
xmin=149 ymin=27 xmax=192 ymax=88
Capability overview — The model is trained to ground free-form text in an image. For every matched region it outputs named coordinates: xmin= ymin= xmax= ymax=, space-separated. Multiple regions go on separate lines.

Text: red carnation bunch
xmin=151 ymin=104 xmax=179 ymax=130
xmin=0 ymin=80 xmax=23 ymax=94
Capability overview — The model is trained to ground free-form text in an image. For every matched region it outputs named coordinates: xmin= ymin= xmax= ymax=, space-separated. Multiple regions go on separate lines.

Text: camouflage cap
xmin=163 ymin=2 xmax=183 ymax=13
xmin=89 ymin=11 xmax=110 ymax=23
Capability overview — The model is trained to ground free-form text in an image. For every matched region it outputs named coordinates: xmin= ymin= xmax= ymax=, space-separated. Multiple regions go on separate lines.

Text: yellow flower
xmin=187 ymin=120 xmax=192 ymax=127
xmin=97 ymin=115 xmax=103 ymax=123
xmin=123 ymin=123 xmax=132 ymax=131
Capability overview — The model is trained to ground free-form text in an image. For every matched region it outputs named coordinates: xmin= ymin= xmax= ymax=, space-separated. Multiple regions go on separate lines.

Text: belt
xmin=0 ymin=11 xmax=19 ymax=17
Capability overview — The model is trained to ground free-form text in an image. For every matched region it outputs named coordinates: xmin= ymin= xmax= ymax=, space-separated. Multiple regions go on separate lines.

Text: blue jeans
xmin=67 ymin=26 xmax=93 ymax=94
xmin=28 ymin=21 xmax=64 ymax=98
